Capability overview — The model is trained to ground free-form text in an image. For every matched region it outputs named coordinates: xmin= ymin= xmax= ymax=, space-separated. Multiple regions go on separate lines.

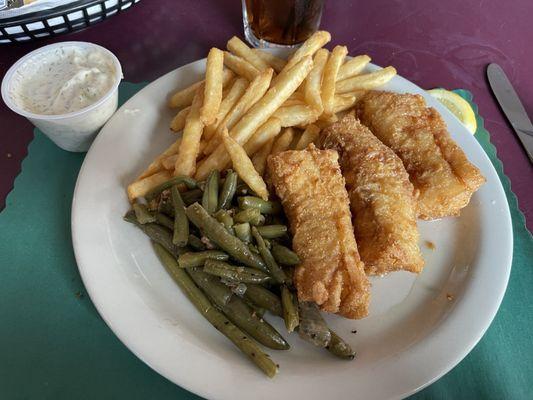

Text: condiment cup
xmin=1 ymin=41 xmax=122 ymax=152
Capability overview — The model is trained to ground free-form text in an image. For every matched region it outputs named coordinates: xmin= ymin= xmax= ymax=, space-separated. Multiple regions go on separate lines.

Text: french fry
xmin=294 ymin=124 xmax=321 ymax=150
xmin=137 ymin=138 xmax=182 ymax=179
xmin=203 ymin=77 xmax=248 ymax=141
xmin=271 ymin=127 xmax=296 ymax=155
xmin=128 ymin=170 xmax=172 ymax=202
xmin=288 ymin=91 xmax=305 ymax=102
xmin=273 ymin=104 xmax=318 ymax=127
xmin=161 ymin=154 xmax=178 ymax=170
xmin=168 ymin=69 xmax=234 ymax=109
xmin=252 ymin=49 xmax=287 ymax=73
xmin=337 ymin=55 xmax=371 ymax=81
xmin=243 ymin=117 xmax=282 ymax=156
xmin=227 ymin=36 xmax=270 ymax=71
xmin=201 ymin=48 xmax=225 ymax=125
xmin=195 ymin=56 xmax=314 ymax=180
xmin=282 ymin=98 xmax=306 ymax=107
xmin=321 ymin=45 xmax=348 ymax=115
xmin=284 ymin=30 xmax=331 ymax=70
xmin=304 ymin=48 xmax=328 ymax=114
xmin=222 ymin=129 xmax=269 ymax=200
xmin=332 ymin=92 xmax=366 ymax=113
xmin=224 ymin=51 xmax=260 ymax=81
xmin=170 ymin=106 xmax=190 ymax=132
xmin=203 ymin=68 xmax=274 ymax=156
xmin=289 ymin=129 xmax=303 ymax=149
xmin=174 ymin=87 xmax=205 ymax=176
xmin=336 ymin=66 xmax=397 ymax=93
xmin=252 ymin=138 xmax=275 ymax=177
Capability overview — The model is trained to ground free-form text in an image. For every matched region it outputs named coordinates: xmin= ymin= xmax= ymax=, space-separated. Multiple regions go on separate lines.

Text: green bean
xmin=154 ymin=212 xmax=174 ymax=230
xmin=243 ymin=284 xmax=283 ymax=317
xmin=256 ymin=225 xmax=287 ymax=239
xmin=281 ymin=285 xmax=299 ymax=333
xmin=234 ymin=208 xmax=265 ymax=226
xmin=124 ymin=211 xmax=187 ymax=258
xmin=271 ymin=243 xmax=300 ymax=266
xmin=188 ymin=268 xmax=289 ymax=351
xmin=158 ymin=197 xmax=174 ymax=217
xmin=326 ymin=330 xmax=356 ymax=360
xmin=234 ymin=222 xmax=252 ymax=243
xmin=218 ymin=169 xmax=238 ymax=209
xmin=185 ymin=203 xmax=266 ymax=270
xmin=178 ymin=251 xmax=229 ymax=268
xmin=181 ymin=188 xmax=203 ymax=206
xmin=238 ymin=196 xmax=282 ymax=214
xmin=251 ymin=227 xmax=287 ymax=284
xmin=153 ymin=244 xmax=277 ymax=377
xmin=145 ymin=176 xmax=197 ymax=201
xmin=171 ymin=185 xmax=189 ymax=246
xmin=185 ymin=267 xmax=232 ymax=305
xmin=214 ymin=209 xmax=234 ymax=231
xmin=298 ymin=302 xmax=331 ymax=347
xmin=203 ymin=260 xmax=272 ymax=284
xmin=244 ymin=300 xmax=266 ymax=318
xmin=133 ymin=203 xmax=156 ymax=224
xmin=202 ymin=170 xmax=219 ymax=213
xmin=188 ymin=234 xmax=206 ymax=251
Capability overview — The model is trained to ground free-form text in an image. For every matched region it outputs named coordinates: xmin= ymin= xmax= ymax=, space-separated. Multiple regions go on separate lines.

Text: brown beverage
xmin=244 ymin=0 xmax=324 ymax=46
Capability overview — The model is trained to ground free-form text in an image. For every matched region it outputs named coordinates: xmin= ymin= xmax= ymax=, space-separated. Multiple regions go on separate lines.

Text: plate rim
xmin=71 ymin=57 xmax=513 ymax=400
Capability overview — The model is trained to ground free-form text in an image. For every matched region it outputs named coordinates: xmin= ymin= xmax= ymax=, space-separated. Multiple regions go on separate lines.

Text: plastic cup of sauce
xmin=1 ymin=41 xmax=122 ymax=152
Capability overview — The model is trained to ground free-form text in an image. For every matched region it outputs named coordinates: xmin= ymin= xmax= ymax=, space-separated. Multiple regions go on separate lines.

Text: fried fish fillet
xmin=358 ymin=91 xmax=485 ymax=220
xmin=318 ymin=114 xmax=424 ymax=275
xmin=267 ymin=145 xmax=370 ymax=319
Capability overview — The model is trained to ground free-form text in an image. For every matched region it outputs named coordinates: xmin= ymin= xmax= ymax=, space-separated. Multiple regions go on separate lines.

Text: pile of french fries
xmin=127 ymin=31 xmax=397 ymax=202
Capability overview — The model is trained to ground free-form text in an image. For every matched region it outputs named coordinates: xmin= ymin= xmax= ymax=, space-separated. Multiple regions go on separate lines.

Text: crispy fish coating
xmin=318 ymin=114 xmax=424 ymax=275
xmin=267 ymin=145 xmax=370 ymax=319
xmin=358 ymin=91 xmax=485 ymax=220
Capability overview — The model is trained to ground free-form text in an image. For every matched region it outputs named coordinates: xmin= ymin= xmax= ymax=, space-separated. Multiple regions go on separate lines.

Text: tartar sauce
xmin=10 ymin=45 xmax=116 ymax=115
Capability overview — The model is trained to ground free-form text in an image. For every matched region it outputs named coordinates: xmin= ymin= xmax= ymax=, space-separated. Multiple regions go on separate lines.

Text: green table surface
xmin=1 ymin=84 xmax=531 ymax=400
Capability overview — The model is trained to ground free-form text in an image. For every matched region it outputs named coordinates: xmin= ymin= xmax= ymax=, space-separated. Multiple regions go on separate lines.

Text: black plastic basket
xmin=0 ymin=0 xmax=141 ymax=44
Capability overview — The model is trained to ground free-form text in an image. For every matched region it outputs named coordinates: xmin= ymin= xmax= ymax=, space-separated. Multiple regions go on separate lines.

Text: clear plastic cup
xmin=1 ymin=41 xmax=122 ymax=152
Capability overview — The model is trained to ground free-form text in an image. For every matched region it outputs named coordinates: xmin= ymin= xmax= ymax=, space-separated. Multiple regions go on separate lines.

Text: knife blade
xmin=487 ymin=63 xmax=533 ymax=163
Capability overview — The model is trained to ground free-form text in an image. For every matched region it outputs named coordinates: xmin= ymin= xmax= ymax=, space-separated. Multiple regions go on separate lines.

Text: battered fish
xmin=318 ymin=114 xmax=424 ymax=275
xmin=267 ymin=145 xmax=370 ymax=319
xmin=358 ymin=91 xmax=485 ymax=220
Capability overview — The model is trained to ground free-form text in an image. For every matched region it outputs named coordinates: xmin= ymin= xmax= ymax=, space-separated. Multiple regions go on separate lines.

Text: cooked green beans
xmin=238 ymin=196 xmax=282 ymax=214
xmin=185 ymin=203 xmax=266 ymax=270
xmin=154 ymin=212 xmax=174 ymax=230
xmin=171 ymin=185 xmax=189 ymax=247
xmin=255 ymin=225 xmax=287 ymax=239
xmin=203 ymin=260 xmax=272 ymax=284
xmin=124 ymin=211 xmax=187 ymax=259
xmin=218 ymin=169 xmax=238 ymax=210
xmin=234 ymin=208 xmax=264 ymax=226
xmin=178 ymin=251 xmax=229 ymax=268
xmin=187 ymin=234 xmax=206 ymax=251
xmin=133 ymin=203 xmax=156 ymax=224
xmin=281 ymin=285 xmax=299 ymax=333
xmin=214 ymin=209 xmax=234 ymax=231
xmin=271 ymin=243 xmax=300 ymax=266
xmin=181 ymin=188 xmax=203 ymax=206
xmin=298 ymin=302 xmax=331 ymax=347
xmin=188 ymin=267 xmax=289 ymax=351
xmin=251 ymin=227 xmax=287 ymax=284
xmin=234 ymin=222 xmax=252 ymax=243
xmin=153 ymin=244 xmax=277 ymax=377
xmin=185 ymin=266 xmax=232 ymax=305
xmin=326 ymin=330 xmax=355 ymax=360
xmin=145 ymin=176 xmax=197 ymax=201
xmin=243 ymin=284 xmax=283 ymax=317
xmin=202 ymin=170 xmax=219 ymax=214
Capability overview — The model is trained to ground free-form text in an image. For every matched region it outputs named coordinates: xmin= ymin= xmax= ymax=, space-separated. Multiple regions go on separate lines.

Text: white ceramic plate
xmin=72 ymin=57 xmax=513 ymax=400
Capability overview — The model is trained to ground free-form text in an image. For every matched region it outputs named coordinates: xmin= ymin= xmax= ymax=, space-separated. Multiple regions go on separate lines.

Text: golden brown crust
xmin=358 ymin=91 xmax=485 ymax=220
xmin=318 ymin=114 xmax=424 ymax=275
xmin=267 ymin=145 xmax=370 ymax=319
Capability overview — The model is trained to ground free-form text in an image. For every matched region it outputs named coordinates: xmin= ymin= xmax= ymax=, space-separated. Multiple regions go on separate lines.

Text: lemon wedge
xmin=427 ymin=89 xmax=477 ymax=134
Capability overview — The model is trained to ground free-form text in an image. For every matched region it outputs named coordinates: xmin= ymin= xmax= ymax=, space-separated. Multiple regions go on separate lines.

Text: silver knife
xmin=487 ymin=63 xmax=533 ymax=163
